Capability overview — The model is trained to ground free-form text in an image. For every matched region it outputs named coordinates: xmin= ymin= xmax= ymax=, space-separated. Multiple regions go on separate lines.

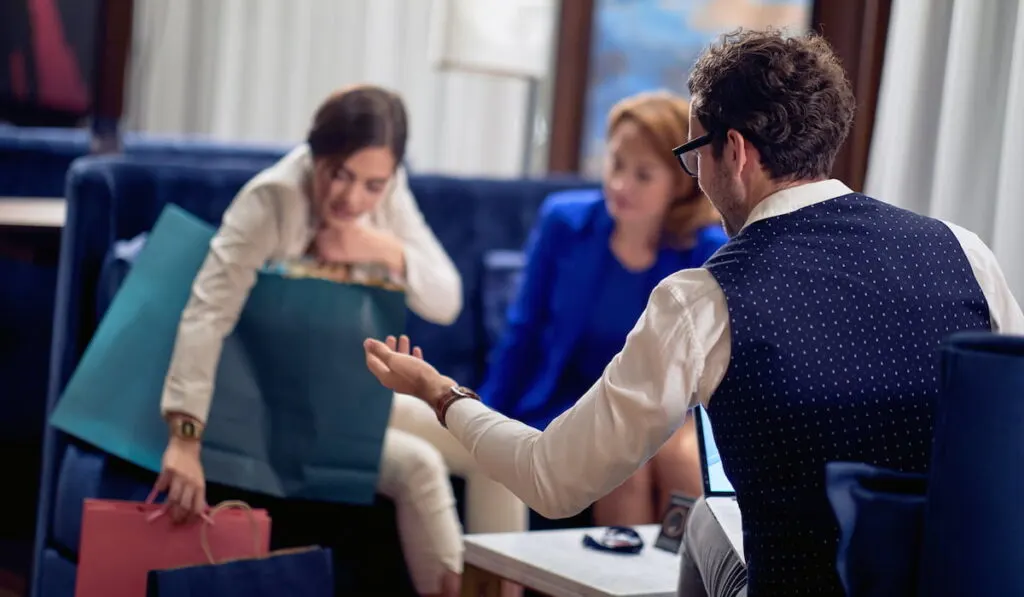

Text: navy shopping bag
xmin=50 ymin=204 xmax=406 ymax=504
xmin=146 ymin=547 xmax=334 ymax=597
xmin=147 ymin=502 xmax=330 ymax=597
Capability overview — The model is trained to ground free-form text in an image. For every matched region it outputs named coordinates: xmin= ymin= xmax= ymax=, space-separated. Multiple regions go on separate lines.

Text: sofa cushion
xmin=481 ymin=250 xmax=526 ymax=348
xmin=95 ymin=234 xmax=148 ymax=319
xmin=36 ymin=548 xmax=76 ymax=597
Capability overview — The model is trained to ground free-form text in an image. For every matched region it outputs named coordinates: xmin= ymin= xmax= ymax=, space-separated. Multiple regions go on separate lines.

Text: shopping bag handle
xmin=200 ymin=500 xmax=264 ymax=564
xmin=143 ymin=487 xmax=216 ymax=525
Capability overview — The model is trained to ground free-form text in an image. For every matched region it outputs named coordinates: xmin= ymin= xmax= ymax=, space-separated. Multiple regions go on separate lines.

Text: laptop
xmin=694 ymin=405 xmax=745 ymax=561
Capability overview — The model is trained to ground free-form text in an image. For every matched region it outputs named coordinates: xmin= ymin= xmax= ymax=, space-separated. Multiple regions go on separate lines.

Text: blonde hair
xmin=607 ymin=91 xmax=722 ymax=248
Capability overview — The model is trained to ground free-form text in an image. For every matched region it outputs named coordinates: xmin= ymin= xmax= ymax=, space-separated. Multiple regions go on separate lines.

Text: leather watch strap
xmin=436 ymin=385 xmax=481 ymax=428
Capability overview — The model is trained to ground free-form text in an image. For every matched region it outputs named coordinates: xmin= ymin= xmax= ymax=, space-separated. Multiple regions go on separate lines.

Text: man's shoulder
xmin=857 ymin=197 xmax=986 ymax=252
xmin=938 ymin=219 xmax=1003 ymax=278
xmin=653 ymin=267 xmax=724 ymax=313
xmin=938 ymin=219 xmax=985 ymax=248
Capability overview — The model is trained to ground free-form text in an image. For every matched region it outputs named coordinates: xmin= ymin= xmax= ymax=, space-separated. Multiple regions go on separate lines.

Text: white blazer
xmin=160 ymin=145 xmax=463 ymax=423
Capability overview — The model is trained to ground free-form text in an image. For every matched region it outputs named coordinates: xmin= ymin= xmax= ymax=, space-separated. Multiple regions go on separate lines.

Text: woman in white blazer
xmin=153 ymin=86 xmax=464 ymax=596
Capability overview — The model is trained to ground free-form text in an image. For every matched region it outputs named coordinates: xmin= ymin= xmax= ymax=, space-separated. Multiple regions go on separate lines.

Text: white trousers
xmin=377 ymin=393 xmax=527 ymax=594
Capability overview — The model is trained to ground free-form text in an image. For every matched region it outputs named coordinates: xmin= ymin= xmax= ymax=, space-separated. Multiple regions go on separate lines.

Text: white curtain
xmin=866 ymin=0 xmax=1024 ymax=300
xmin=123 ymin=0 xmax=539 ymax=177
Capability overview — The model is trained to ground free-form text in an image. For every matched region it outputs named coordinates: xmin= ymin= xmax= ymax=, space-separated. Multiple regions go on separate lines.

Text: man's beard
xmin=706 ymin=170 xmax=746 ymax=237
xmin=722 ymin=214 xmax=742 ymax=237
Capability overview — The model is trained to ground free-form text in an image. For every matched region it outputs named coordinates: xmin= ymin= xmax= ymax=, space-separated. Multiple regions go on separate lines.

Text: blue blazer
xmin=480 ymin=189 xmax=728 ymax=427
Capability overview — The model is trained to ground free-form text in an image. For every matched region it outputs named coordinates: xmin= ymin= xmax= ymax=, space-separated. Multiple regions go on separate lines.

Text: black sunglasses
xmin=672 ymin=133 xmax=713 ymax=177
xmin=582 ymin=526 xmax=645 ymax=554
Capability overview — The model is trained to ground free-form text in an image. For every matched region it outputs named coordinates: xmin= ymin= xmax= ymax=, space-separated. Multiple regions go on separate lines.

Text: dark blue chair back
xmin=918 ymin=332 xmax=1024 ymax=597
xmin=827 ymin=332 xmax=1024 ymax=597
xmin=826 ymin=462 xmax=927 ymax=597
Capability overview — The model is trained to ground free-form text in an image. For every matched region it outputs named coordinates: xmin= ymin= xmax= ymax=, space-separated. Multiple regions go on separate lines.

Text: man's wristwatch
xmin=435 ymin=385 xmax=481 ymax=428
xmin=169 ymin=417 xmax=204 ymax=441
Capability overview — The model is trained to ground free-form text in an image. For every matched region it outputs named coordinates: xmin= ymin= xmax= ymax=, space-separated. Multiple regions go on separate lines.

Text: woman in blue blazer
xmin=480 ymin=92 xmax=728 ymax=525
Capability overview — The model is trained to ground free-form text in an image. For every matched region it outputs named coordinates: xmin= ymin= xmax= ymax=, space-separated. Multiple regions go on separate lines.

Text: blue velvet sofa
xmin=0 ymin=126 xmax=292 ymax=587
xmin=31 ymin=152 xmax=595 ymax=596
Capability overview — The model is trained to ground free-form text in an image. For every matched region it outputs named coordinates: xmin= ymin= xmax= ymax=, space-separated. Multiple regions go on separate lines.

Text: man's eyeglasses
xmin=672 ymin=133 xmax=713 ymax=177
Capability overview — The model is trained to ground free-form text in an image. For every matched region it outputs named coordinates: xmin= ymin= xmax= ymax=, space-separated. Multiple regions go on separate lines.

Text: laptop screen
xmin=696 ymin=406 xmax=735 ymax=495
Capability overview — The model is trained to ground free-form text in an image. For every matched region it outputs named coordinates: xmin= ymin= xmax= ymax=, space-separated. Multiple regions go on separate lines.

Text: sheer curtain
xmin=865 ymin=0 xmax=1024 ymax=300
xmin=123 ymin=0 xmax=535 ymax=177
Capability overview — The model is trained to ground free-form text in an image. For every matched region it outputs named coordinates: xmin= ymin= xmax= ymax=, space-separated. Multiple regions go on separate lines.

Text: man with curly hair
xmin=360 ymin=30 xmax=1024 ymax=596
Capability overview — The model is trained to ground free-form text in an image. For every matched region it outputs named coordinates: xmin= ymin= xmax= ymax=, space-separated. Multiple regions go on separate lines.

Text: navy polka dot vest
xmin=704 ymin=194 xmax=991 ymax=596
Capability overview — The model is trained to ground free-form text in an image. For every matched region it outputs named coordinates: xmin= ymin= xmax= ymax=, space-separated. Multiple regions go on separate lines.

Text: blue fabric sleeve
xmin=693 ymin=225 xmax=729 ymax=266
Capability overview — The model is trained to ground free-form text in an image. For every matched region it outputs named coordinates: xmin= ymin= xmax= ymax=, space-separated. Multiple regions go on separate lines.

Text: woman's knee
xmin=389 ymin=392 xmax=436 ymax=428
xmin=594 ymin=463 xmax=656 ymax=525
xmin=656 ymin=417 xmax=700 ymax=461
xmin=389 ymin=393 xmax=476 ymax=473
xmin=619 ymin=462 xmax=654 ymax=495
xmin=465 ymin=476 xmax=527 ymax=533
xmin=378 ymin=430 xmax=451 ymax=503
xmin=652 ymin=419 xmax=703 ymax=493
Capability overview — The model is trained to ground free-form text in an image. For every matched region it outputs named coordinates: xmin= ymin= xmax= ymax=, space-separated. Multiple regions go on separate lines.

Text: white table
xmin=462 ymin=525 xmax=679 ymax=597
xmin=0 ymin=198 xmax=66 ymax=228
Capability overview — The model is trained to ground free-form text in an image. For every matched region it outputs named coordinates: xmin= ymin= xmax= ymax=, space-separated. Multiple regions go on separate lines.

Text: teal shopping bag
xmin=50 ymin=204 xmax=405 ymax=504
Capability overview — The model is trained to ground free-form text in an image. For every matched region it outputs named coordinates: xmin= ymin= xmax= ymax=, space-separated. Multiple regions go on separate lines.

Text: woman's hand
xmin=315 ymin=223 xmax=405 ymax=273
xmin=152 ymin=436 xmax=207 ymax=524
xmin=364 ymin=335 xmax=455 ymax=408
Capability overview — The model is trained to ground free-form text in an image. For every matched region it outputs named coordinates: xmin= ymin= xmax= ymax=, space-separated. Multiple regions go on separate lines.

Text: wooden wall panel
xmin=546 ymin=0 xmax=595 ymax=174
xmin=93 ymin=0 xmax=134 ymax=122
xmin=812 ymin=0 xmax=892 ymax=191
xmin=91 ymin=0 xmax=134 ymax=151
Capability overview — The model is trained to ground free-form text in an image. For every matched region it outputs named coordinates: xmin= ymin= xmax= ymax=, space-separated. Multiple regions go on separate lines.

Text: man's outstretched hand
xmin=364 ymin=335 xmax=455 ymax=407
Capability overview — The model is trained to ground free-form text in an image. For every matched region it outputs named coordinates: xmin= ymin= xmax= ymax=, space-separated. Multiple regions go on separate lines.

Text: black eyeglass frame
xmin=672 ymin=133 xmax=713 ymax=177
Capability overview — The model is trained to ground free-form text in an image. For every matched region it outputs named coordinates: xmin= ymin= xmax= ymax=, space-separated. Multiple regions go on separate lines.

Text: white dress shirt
xmin=161 ymin=146 xmax=462 ymax=423
xmin=445 ymin=179 xmax=1024 ymax=519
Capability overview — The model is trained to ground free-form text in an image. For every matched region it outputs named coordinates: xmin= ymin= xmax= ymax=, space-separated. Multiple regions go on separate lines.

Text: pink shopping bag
xmin=75 ymin=499 xmax=271 ymax=597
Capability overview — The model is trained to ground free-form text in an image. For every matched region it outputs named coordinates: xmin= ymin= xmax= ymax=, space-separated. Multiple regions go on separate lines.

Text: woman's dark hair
xmin=306 ymin=85 xmax=408 ymax=166
xmin=688 ymin=29 xmax=855 ymax=181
